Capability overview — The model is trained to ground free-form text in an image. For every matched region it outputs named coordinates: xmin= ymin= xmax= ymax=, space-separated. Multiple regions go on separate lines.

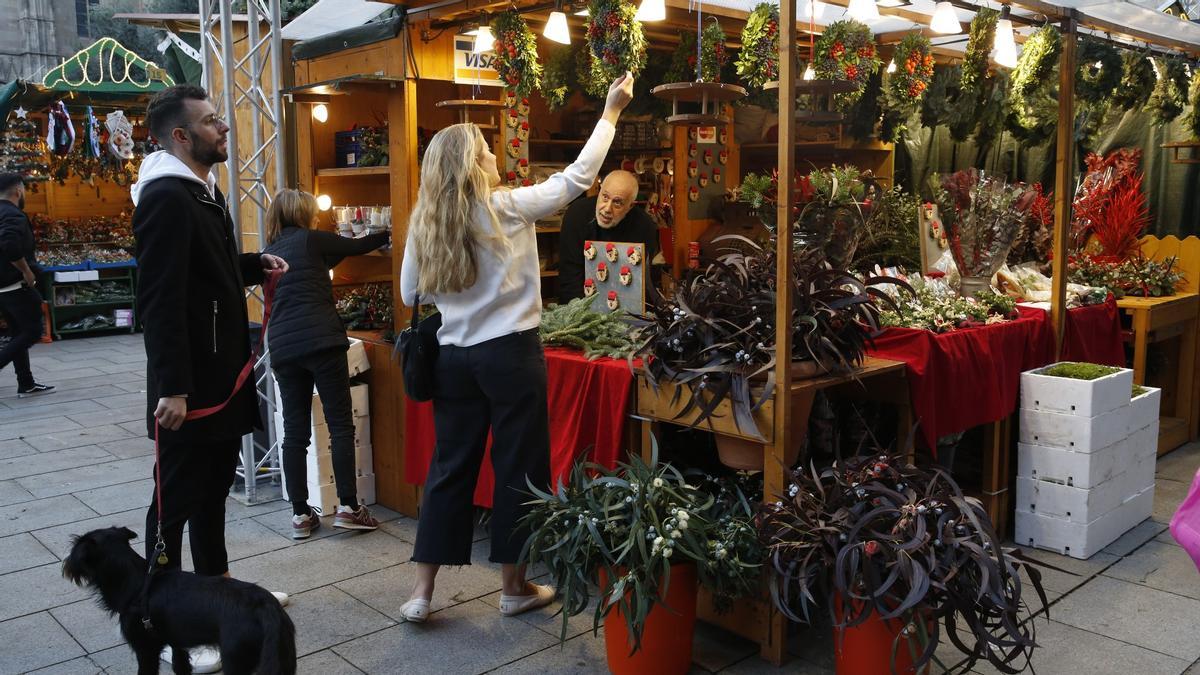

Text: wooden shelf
xmin=540 ymin=270 xmax=559 ymax=277
xmin=316 ymin=166 xmax=390 ymax=177
xmin=435 ymin=99 xmax=504 ymax=110
xmin=334 ymin=273 xmax=393 ymax=284
xmin=763 ymin=79 xmax=858 ymax=94
xmin=652 ymin=81 xmax=747 ymax=103
xmin=535 ymin=226 xmax=561 ymax=233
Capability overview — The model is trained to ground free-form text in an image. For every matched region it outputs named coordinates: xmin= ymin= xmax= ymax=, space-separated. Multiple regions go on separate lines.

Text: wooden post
xmin=1049 ymin=13 xmax=1077 ymax=359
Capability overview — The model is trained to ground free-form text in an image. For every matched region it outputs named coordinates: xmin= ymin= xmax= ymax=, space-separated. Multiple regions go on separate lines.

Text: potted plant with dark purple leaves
xmin=758 ymin=454 xmax=1049 ymax=674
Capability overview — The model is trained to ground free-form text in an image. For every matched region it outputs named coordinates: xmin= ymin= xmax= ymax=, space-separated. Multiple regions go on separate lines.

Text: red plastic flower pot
xmin=833 ymin=595 xmax=925 ymax=675
xmin=600 ymin=563 xmax=697 ymax=675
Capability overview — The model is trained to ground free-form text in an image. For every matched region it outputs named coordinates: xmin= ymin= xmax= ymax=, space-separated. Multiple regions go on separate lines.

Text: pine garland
xmin=584 ymin=0 xmax=647 ymax=97
xmin=949 ymin=7 xmax=998 ymax=142
xmin=1006 ymin=24 xmax=1060 ymax=146
xmin=539 ymin=296 xmax=635 ymax=359
xmin=813 ymin=19 xmax=882 ymax=110
xmin=1188 ymin=68 xmax=1200 ymax=140
xmin=735 ymin=2 xmax=780 ymax=92
xmin=1148 ymin=57 xmax=1188 ymax=125
xmin=1010 ymin=25 xmax=1060 ymax=100
xmin=1113 ymin=49 xmax=1156 ymax=111
xmin=491 ymin=10 xmax=543 ymax=99
xmin=881 ymin=31 xmax=935 ymax=142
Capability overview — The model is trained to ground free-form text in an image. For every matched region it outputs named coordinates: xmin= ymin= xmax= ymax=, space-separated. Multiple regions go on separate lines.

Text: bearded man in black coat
xmin=130 ymin=84 xmax=289 ymax=672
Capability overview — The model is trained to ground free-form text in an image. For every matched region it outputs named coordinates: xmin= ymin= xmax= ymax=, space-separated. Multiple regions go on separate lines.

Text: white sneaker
xmin=160 ymin=645 xmax=222 ymax=674
xmin=272 ymin=590 xmax=290 ymax=607
xmin=498 ymin=583 xmax=556 ymax=616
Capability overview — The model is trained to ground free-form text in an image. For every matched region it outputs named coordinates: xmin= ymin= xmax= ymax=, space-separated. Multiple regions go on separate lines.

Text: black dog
xmin=63 ymin=527 xmax=296 ymax=675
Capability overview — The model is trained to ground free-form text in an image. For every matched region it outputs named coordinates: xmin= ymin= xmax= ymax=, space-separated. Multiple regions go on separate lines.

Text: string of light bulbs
xmin=43 ymin=37 xmax=176 ymax=90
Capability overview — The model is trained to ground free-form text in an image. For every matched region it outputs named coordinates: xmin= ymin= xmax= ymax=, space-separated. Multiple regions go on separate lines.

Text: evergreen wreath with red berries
xmin=735 ymin=2 xmax=779 ymax=93
xmin=881 ymin=32 xmax=935 ymax=142
xmin=491 ymin=10 xmax=543 ymax=99
xmin=813 ymin=20 xmax=882 ymax=109
xmin=584 ymin=0 xmax=647 ymax=97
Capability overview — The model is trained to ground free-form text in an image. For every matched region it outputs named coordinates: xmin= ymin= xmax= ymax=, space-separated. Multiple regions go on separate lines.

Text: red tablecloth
xmin=404 ymin=347 xmax=635 ymax=507
xmin=1062 ymin=296 xmax=1126 ymax=366
xmin=867 ymin=299 xmax=1125 ymax=449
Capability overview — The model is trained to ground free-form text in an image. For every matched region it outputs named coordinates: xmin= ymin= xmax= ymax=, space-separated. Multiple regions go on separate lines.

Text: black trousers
xmin=413 ymin=328 xmax=551 ymax=565
xmin=144 ymin=437 xmax=241 ymax=576
xmin=0 ymin=286 xmax=43 ymax=389
xmin=273 ymin=347 xmax=358 ymax=510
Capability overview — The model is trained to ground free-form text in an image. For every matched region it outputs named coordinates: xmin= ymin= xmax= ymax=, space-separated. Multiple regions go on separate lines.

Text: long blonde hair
xmin=266 ymin=189 xmax=318 ymax=244
xmin=408 ymin=124 xmax=509 ymax=295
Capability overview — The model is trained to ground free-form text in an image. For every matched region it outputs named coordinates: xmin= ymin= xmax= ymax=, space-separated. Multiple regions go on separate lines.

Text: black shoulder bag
xmin=394 ymin=294 xmax=441 ymax=402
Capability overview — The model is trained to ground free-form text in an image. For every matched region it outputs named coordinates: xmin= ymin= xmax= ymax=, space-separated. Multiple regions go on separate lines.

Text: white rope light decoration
xmin=43 ymin=37 xmax=176 ymax=91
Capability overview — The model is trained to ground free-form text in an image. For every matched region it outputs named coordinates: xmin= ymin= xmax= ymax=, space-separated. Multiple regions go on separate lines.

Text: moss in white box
xmin=1020 ymin=361 xmax=1134 ymax=418
xmin=1129 ymin=385 xmax=1162 ymax=435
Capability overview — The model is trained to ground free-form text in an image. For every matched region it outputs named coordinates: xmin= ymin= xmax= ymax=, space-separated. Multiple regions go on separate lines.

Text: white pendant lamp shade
xmin=473 ymin=26 xmax=495 ymax=53
xmin=993 ymin=18 xmax=1018 ymax=68
xmin=886 ymin=59 xmax=896 ymax=73
xmin=930 ymin=2 xmax=962 ymax=34
xmin=311 ymin=103 xmax=329 ymax=123
xmin=799 ymin=0 xmax=826 ymax=20
xmin=802 ymin=64 xmax=816 ymax=80
xmin=635 ymin=0 xmax=666 ymax=21
xmin=316 ymin=194 xmax=332 ymax=211
xmin=544 ymin=11 xmax=571 ymax=43
xmin=847 ymin=0 xmax=879 ymax=22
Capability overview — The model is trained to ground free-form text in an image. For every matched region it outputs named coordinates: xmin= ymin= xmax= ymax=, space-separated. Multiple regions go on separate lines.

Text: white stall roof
xmin=281 ymin=0 xmax=394 ymax=41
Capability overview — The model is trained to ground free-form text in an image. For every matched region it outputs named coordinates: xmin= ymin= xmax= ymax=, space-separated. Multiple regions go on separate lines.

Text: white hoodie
xmin=130 ymin=150 xmax=218 ymax=206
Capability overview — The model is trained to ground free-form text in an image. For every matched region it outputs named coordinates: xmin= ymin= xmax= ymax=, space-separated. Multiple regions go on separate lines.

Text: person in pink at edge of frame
xmin=397 ymin=72 xmax=635 ymax=623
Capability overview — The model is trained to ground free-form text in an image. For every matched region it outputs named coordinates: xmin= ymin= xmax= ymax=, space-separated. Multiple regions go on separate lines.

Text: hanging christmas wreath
xmin=491 ymin=10 xmax=543 ymax=99
xmin=881 ymin=31 xmax=935 ymax=142
xmin=700 ymin=17 xmax=729 ymax=83
xmin=1147 ymin=57 xmax=1188 ymax=125
xmin=1113 ymin=49 xmax=1156 ymax=111
xmin=735 ymin=2 xmax=779 ymax=92
xmin=1006 ymin=23 xmax=1059 ymax=146
xmin=949 ymin=7 xmax=998 ymax=142
xmin=1188 ymin=69 xmax=1200 ymax=139
xmin=1075 ymin=37 xmax=1121 ymax=103
xmin=584 ymin=0 xmax=647 ymax=97
xmin=542 ymin=43 xmax=579 ymax=110
xmin=814 ymin=19 xmax=881 ymax=109
xmin=920 ymin=65 xmax=960 ymax=129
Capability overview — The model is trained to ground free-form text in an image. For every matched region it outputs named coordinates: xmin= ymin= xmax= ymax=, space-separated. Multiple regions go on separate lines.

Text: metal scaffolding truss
xmin=199 ymin=0 xmax=288 ymax=503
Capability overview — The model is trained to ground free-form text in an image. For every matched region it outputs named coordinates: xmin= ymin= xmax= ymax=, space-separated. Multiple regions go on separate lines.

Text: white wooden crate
xmin=1020 ymin=364 xmax=1134 ymax=418
xmin=1017 ymin=437 xmax=1127 ymax=490
xmin=1019 ymin=406 xmax=1129 ymax=451
xmin=1129 ymin=421 xmax=1160 ymax=457
xmin=1015 ymin=475 xmax=1129 ymax=525
xmin=1014 ymin=485 xmax=1154 ymax=559
xmin=1129 ymin=387 xmax=1161 ymax=434
xmin=272 ymin=412 xmax=371 ymax=456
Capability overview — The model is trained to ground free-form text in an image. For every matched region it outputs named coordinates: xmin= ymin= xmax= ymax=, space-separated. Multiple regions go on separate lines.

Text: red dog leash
xmin=146 ymin=270 xmax=280 ymax=575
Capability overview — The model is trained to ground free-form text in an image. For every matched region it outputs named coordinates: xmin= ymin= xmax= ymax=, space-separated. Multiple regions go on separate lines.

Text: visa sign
xmin=455 ymin=39 xmax=501 ymax=87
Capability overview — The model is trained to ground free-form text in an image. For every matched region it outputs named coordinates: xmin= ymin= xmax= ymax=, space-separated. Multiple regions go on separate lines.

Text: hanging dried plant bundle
xmin=584 ymin=0 xmax=648 ymax=96
xmin=735 ymin=2 xmax=780 ymax=93
xmin=1006 ymin=24 xmax=1060 ymax=146
xmin=948 ymin=7 xmax=999 ymax=142
xmin=491 ymin=10 xmax=543 ymax=98
xmin=933 ymin=169 xmax=1035 ymax=279
xmin=1147 ymin=57 xmax=1189 ymax=125
xmin=759 ymin=453 xmax=1049 ymax=673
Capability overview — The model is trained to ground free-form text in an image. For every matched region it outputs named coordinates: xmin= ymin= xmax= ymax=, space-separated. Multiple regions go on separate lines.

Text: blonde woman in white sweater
xmin=398 ymin=73 xmax=634 ymax=622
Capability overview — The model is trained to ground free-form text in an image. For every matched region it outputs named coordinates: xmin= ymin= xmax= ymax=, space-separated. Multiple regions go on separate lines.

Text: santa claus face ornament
xmin=688 ymin=186 xmax=699 ymax=202
xmin=703 ymin=149 xmax=713 ymax=166
xmin=698 ymin=172 xmax=709 ymax=188
xmin=626 ymin=246 xmax=642 ymax=265
xmin=606 ymin=291 xmax=619 ymax=311
xmin=687 ymin=161 xmax=698 ymax=178
xmin=583 ymin=278 xmax=596 ymax=297
xmin=688 ymin=144 xmax=698 ymax=158
xmin=507 ymin=110 xmax=519 ymax=129
xmin=507 ymin=138 xmax=521 ymax=158
xmin=605 ymin=242 xmax=618 ymax=263
xmin=619 ymin=266 xmax=632 ymax=285
xmin=583 ymin=241 xmax=596 ymax=260
xmin=518 ymin=97 xmax=531 ymax=116
xmin=712 ymin=167 xmax=722 ymax=183
xmin=596 ymin=262 xmax=609 ymax=282
xmin=517 ymin=121 xmax=530 ymax=142
xmin=516 ymin=158 xmax=529 ymax=178
xmin=718 ymin=128 xmax=728 ymax=145
xmin=718 ymin=149 xmax=729 ymax=165
xmin=504 ymin=89 xmax=517 ymax=108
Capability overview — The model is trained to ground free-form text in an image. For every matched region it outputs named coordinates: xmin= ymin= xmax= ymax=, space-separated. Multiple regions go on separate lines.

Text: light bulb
xmin=635 ymin=0 xmax=665 ymax=21
xmin=886 ymin=59 xmax=897 ymax=73
xmin=311 ymin=103 xmax=328 ymax=123
xmin=800 ymin=0 xmax=827 ymax=20
xmin=803 ymin=65 xmax=816 ymax=80
xmin=317 ymin=194 xmax=332 ymax=211
xmin=992 ymin=16 xmax=1017 ymax=68
xmin=847 ymin=0 xmax=879 ymax=22
xmin=473 ymin=26 xmax=495 ymax=53
xmin=544 ymin=11 xmax=571 ymax=43
xmin=930 ymin=2 xmax=961 ymax=34
xmin=575 ymin=8 xmax=589 ymax=15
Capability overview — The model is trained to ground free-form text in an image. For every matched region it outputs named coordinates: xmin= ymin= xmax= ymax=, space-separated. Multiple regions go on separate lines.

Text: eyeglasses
xmin=193 ymin=114 xmax=227 ymax=128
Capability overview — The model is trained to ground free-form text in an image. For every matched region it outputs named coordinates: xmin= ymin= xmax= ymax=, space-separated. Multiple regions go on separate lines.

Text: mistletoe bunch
xmin=881 ymin=32 xmax=935 ymax=142
xmin=541 ymin=43 xmax=579 ymax=110
xmin=949 ymin=7 xmax=999 ymax=142
xmin=491 ymin=10 xmax=543 ymax=98
xmin=1006 ymin=24 xmax=1060 ymax=146
xmin=584 ymin=0 xmax=647 ymax=97
xmin=735 ymin=3 xmax=780 ymax=92
xmin=700 ymin=17 xmax=729 ymax=83
xmin=813 ymin=20 xmax=882 ymax=109
xmin=1147 ymin=57 xmax=1189 ymax=125
xmin=1113 ymin=49 xmax=1157 ymax=111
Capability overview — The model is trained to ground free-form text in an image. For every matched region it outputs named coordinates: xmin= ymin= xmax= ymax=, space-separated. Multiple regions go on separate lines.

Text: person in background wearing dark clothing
xmin=557 ymin=170 xmax=659 ymax=304
xmin=130 ymin=85 xmax=288 ymax=674
xmin=0 ymin=174 xmax=53 ymax=397
xmin=263 ymin=189 xmax=388 ymax=538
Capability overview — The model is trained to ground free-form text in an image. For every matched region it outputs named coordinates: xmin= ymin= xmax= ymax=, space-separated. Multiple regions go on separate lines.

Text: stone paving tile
xmin=98 ymin=435 xmax=153 ymax=459
xmin=286 ymin=586 xmax=396 ymax=657
xmin=0 ymin=561 xmax=90 ymax=621
xmin=0 ymin=437 xmax=37 ymax=460
xmin=721 ymin=654 xmax=832 ymax=674
xmin=0 ymin=478 xmax=34 ymax=507
xmin=333 ymin=598 xmax=558 ymax=675
xmin=73 ymin=478 xmax=154 ymax=515
xmin=112 ymin=381 xmax=147 ymax=393
xmin=478 ymin=588 xmax=595 ymax=642
xmin=1155 ymin=479 xmax=1191 ymax=524
xmin=1053 ymin=575 xmax=1200 ymax=661
xmin=0 ymin=494 xmax=98 ymax=539
xmin=489 ymin=631 xmax=610 ymax=674
xmin=971 ymin=620 xmax=1189 ymax=675
xmin=229 ymin=528 xmax=410 ymax=596
xmin=0 ymin=612 xmax=86 ymax=674
xmin=1157 ymin=444 xmax=1200 ymax=483
xmin=49 ymin=598 xmax=125 ymax=653
xmin=253 ymin=509 xmax=347 ymax=544
xmin=84 ymin=643 xmax=137 ymax=673
xmin=1102 ymin=518 xmax=1169 ymax=557
xmin=27 ymin=656 xmax=104 ymax=674
xmin=65 ymin=404 xmax=144 ymax=429
xmin=1010 ymin=544 xmax=1119 ymax=597
xmin=23 ymin=424 xmax=138 ymax=453
xmin=92 ymin=362 xmax=143 ymax=376
xmin=0 ymin=444 xmax=110 ymax=481
xmin=32 ymin=506 xmax=146 ymax=559
xmin=17 ymin=455 xmax=153 ymax=499
xmin=0 ymin=531 xmax=57 ymax=574
xmin=2 ymin=385 xmax=128 ymax=409
xmin=1158 ymin=528 xmax=1183 ymax=546
xmin=690 ymin=620 xmax=759 ymax=672
xmin=376 ymin=514 xmax=419 ymax=543
xmin=1104 ymin=540 xmax=1200 ymax=601
xmin=297 ymin=649 xmax=367 ymax=674
xmin=0 ymin=415 xmax=85 ymax=444
xmin=181 ymin=516 xmax=296 ymax=566
xmin=95 ymin=391 xmax=148 ymax=409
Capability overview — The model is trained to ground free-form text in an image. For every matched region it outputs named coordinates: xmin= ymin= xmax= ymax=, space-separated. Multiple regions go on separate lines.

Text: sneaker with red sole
xmin=291 ymin=509 xmax=321 ymax=540
xmin=333 ymin=505 xmax=379 ymax=530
